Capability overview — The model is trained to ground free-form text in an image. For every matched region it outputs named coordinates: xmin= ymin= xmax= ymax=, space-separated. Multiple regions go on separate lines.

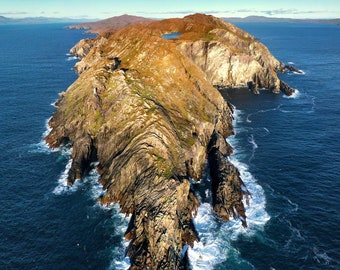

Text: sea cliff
xmin=46 ymin=14 xmax=294 ymax=269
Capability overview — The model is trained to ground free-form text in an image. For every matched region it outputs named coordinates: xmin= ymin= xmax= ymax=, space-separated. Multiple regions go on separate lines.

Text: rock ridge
xmin=46 ymin=14 xmax=295 ymax=269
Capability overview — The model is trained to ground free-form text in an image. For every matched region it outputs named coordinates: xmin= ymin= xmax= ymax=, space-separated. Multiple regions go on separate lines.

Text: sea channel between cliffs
xmin=45 ymin=14 xmax=296 ymax=269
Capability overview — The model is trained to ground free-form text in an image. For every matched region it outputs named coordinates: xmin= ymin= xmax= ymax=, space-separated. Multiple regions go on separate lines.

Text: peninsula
xmin=46 ymin=14 xmax=295 ymax=269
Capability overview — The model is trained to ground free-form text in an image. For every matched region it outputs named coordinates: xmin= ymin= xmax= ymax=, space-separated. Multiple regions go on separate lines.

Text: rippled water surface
xmin=0 ymin=22 xmax=339 ymax=269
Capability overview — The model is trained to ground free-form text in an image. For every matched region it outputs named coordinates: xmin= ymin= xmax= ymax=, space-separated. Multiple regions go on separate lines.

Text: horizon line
xmin=1 ymin=13 xmax=340 ymax=21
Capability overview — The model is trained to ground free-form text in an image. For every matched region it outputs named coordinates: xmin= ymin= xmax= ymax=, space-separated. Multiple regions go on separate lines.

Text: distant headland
xmin=223 ymin=15 xmax=340 ymax=24
xmin=0 ymin=15 xmax=93 ymax=24
xmin=1 ymin=14 xmax=339 ymax=25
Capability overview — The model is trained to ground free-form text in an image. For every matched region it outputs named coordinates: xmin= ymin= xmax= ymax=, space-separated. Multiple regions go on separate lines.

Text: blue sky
xmin=1 ymin=0 xmax=339 ymax=19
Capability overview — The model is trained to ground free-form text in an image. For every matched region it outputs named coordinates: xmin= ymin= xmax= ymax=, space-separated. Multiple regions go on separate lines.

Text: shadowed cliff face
xmin=46 ymin=14 xmax=292 ymax=269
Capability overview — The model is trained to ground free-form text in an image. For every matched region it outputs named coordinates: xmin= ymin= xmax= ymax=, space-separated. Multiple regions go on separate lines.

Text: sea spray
xmin=282 ymin=89 xmax=300 ymax=99
xmin=188 ymin=202 xmax=229 ymax=269
xmin=227 ymin=107 xmax=270 ymax=232
xmin=188 ymin=107 xmax=270 ymax=269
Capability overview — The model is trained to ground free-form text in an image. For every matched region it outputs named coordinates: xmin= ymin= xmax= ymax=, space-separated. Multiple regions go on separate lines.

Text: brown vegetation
xmin=47 ymin=14 xmax=294 ymax=269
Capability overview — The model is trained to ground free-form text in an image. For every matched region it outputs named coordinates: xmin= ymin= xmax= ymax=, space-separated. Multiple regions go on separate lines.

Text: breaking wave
xmin=188 ymin=107 xmax=270 ymax=269
xmin=283 ymin=89 xmax=300 ymax=99
xmin=52 ymin=156 xmax=76 ymax=195
xmin=66 ymin=53 xmax=79 ymax=61
xmin=246 ymin=104 xmax=282 ymax=123
xmin=28 ymin=118 xmax=60 ymax=154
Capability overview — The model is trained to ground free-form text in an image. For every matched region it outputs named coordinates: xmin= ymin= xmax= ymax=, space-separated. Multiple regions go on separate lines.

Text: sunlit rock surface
xmin=46 ymin=14 xmax=294 ymax=269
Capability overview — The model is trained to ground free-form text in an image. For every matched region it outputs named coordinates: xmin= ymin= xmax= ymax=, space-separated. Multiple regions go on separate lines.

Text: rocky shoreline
xmin=46 ymin=14 xmax=296 ymax=269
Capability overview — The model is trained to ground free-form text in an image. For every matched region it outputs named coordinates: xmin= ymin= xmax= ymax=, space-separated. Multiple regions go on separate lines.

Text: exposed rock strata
xmin=208 ymin=131 xmax=250 ymax=228
xmin=46 ymin=14 xmax=295 ymax=269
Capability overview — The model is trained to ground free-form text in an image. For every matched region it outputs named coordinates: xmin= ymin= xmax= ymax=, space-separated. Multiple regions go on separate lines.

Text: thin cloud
xmin=0 ymin=11 xmax=28 ymax=16
xmin=236 ymin=9 xmax=255 ymax=13
xmin=137 ymin=10 xmax=197 ymax=15
xmin=137 ymin=10 xmax=239 ymax=17
xmin=201 ymin=10 xmax=225 ymax=14
xmin=134 ymin=8 xmax=325 ymax=18
xmin=262 ymin=9 xmax=320 ymax=16
xmin=75 ymin=15 xmax=92 ymax=18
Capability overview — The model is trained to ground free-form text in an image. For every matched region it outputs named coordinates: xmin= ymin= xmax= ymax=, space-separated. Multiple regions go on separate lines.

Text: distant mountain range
xmin=1 ymin=14 xmax=339 ymax=26
xmin=0 ymin=16 xmax=94 ymax=24
xmin=223 ymin=15 xmax=340 ymax=24
xmin=66 ymin=14 xmax=154 ymax=33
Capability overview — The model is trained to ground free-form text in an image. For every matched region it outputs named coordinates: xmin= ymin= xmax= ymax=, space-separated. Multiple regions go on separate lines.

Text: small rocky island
xmin=46 ymin=14 xmax=295 ymax=269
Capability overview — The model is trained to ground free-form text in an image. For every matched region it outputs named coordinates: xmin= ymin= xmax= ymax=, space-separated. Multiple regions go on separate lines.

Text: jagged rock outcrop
xmin=207 ymin=131 xmax=250 ymax=228
xmin=284 ymin=64 xmax=304 ymax=74
xmin=46 ymin=14 xmax=295 ymax=269
xmin=69 ymin=38 xmax=98 ymax=59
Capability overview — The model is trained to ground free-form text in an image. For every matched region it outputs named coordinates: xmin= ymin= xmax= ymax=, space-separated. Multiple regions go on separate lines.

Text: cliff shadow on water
xmin=45 ymin=14 xmax=297 ymax=269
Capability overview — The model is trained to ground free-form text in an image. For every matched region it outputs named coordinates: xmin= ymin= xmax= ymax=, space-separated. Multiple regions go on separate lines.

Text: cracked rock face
xmin=46 ymin=14 xmax=294 ymax=269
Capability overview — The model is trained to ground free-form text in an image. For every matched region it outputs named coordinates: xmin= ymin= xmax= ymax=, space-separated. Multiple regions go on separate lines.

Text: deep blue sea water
xmin=0 ymin=23 xmax=339 ymax=269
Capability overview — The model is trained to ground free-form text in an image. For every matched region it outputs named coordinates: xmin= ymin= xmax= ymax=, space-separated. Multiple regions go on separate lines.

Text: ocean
xmin=0 ymin=22 xmax=339 ymax=269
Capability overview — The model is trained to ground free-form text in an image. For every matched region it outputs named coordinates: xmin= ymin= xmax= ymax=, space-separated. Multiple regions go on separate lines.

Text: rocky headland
xmin=66 ymin=14 xmax=154 ymax=34
xmin=46 ymin=14 xmax=295 ymax=269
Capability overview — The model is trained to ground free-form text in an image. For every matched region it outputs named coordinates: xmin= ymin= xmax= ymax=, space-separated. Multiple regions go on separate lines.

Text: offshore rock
xmin=284 ymin=64 xmax=304 ymax=74
xmin=280 ymin=80 xmax=296 ymax=96
xmin=46 ymin=14 xmax=294 ymax=269
xmin=208 ymin=131 xmax=250 ymax=227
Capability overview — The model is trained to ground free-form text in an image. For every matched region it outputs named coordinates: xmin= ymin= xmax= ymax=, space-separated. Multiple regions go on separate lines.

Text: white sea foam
xmin=248 ymin=134 xmax=258 ymax=150
xmin=29 ymin=118 xmax=61 ymax=154
xmin=187 ymin=107 xmax=270 ymax=269
xmin=111 ymin=258 xmax=130 ymax=270
xmin=29 ymin=139 xmax=53 ymax=154
xmin=228 ymin=108 xmax=271 ymax=231
xmin=227 ymin=158 xmax=270 ymax=231
xmin=66 ymin=55 xmax=79 ymax=61
xmin=188 ymin=167 xmax=270 ymax=268
xmin=107 ymin=205 xmax=131 ymax=270
xmin=262 ymin=127 xmax=270 ymax=136
xmin=248 ymin=134 xmax=258 ymax=162
xmin=43 ymin=117 xmax=52 ymax=137
xmin=287 ymin=70 xmax=305 ymax=75
xmin=50 ymin=98 xmax=59 ymax=107
xmin=295 ymin=69 xmax=305 ymax=75
xmin=52 ymin=156 xmax=81 ymax=195
xmin=232 ymin=107 xmax=243 ymax=122
xmin=99 ymin=201 xmax=131 ymax=270
xmin=188 ymin=203 xmax=229 ymax=269
xmin=283 ymin=89 xmax=300 ymax=99
xmin=246 ymin=104 xmax=282 ymax=123
xmin=280 ymin=91 xmax=317 ymax=114
xmin=233 ymin=109 xmax=251 ymax=130
xmin=286 ymin=62 xmax=305 ymax=74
